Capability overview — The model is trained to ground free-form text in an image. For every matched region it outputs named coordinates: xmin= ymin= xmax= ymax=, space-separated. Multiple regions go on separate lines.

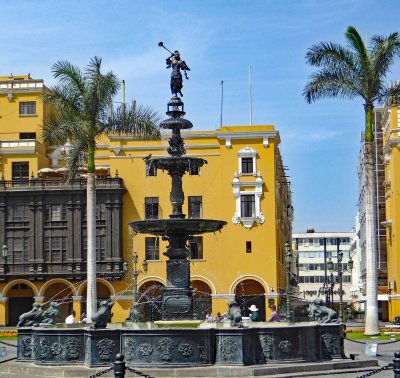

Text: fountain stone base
xmin=17 ymin=322 xmax=345 ymax=367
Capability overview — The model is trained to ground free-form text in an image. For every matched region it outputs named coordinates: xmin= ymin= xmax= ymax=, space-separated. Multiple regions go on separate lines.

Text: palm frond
xmin=305 ymin=42 xmax=358 ymax=73
xmin=345 ymin=26 xmax=369 ymax=63
xmin=303 ymin=69 xmax=361 ymax=103
xmin=381 ymin=83 xmax=400 ymax=106
xmin=52 ymin=60 xmax=86 ymax=98
xmin=369 ymin=32 xmax=400 ymax=99
xmin=65 ymin=139 xmax=88 ymax=182
xmin=104 ymin=102 xmax=161 ymax=139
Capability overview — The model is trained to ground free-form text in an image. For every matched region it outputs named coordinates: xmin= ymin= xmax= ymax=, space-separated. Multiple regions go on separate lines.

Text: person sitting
xmin=80 ymin=312 xmax=87 ymax=323
xmin=205 ymin=313 xmax=213 ymax=322
xmin=215 ymin=312 xmax=223 ymax=322
xmin=248 ymin=304 xmax=259 ymax=321
xmin=268 ymin=305 xmax=281 ymax=322
xmin=65 ymin=310 xmax=76 ymax=324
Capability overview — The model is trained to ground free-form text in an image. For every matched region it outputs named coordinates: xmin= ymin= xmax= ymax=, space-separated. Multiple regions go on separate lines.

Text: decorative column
xmin=0 ymin=297 xmax=8 ymax=326
xmin=34 ymin=296 xmax=45 ymax=305
xmin=72 ymin=295 xmax=83 ymax=320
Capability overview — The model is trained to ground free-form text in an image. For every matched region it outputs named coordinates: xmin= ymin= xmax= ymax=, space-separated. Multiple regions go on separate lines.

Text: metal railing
xmin=0 ymin=177 xmax=123 ymax=191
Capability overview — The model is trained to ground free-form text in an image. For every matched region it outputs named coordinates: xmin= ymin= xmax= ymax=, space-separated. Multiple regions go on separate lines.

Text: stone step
xmin=0 ymin=358 xmax=380 ymax=378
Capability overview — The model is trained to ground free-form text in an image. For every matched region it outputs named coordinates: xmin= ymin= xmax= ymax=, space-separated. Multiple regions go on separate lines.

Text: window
xmin=241 ymin=195 xmax=255 ymax=218
xmin=246 ymin=241 xmax=252 ymax=253
xmin=96 ymin=235 xmax=106 ymax=261
xmin=7 ymin=204 xmax=28 ymax=223
xmin=188 ymin=196 xmax=202 ymax=218
xmin=241 ymin=158 xmax=253 ymax=174
xmin=145 ymin=197 xmax=158 ymax=219
xmin=190 ymin=236 xmax=203 ymax=259
xmin=45 ymin=204 xmax=66 ymax=222
xmin=6 ymin=232 xmax=28 ymax=263
xmin=12 ymin=162 xmax=29 ymax=180
xmin=238 ymin=146 xmax=257 ymax=175
xmin=45 ymin=235 xmax=67 ymax=262
xmin=19 ymin=101 xmax=36 ymax=115
xmin=19 ymin=132 xmax=36 ymax=139
xmin=145 ymin=237 xmax=159 ymax=260
xmin=96 ymin=203 xmax=106 ymax=224
xmin=146 ymin=163 xmax=157 ymax=176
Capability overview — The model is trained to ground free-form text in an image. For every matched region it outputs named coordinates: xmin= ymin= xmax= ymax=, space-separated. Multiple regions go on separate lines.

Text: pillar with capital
xmin=0 ymin=297 xmax=8 ymax=326
xmin=72 ymin=296 xmax=83 ymax=321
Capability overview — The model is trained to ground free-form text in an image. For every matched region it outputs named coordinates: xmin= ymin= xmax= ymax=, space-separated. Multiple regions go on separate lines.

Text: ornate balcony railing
xmin=0 ymin=177 xmax=123 ymax=191
xmin=0 ymin=260 xmax=125 ymax=282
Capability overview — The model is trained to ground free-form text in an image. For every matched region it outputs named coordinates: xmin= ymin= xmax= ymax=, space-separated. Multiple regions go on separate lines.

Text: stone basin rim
xmin=130 ymin=218 xmax=227 ymax=235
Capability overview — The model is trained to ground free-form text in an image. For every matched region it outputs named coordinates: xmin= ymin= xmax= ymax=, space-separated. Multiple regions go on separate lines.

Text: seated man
xmin=268 ymin=305 xmax=281 ymax=322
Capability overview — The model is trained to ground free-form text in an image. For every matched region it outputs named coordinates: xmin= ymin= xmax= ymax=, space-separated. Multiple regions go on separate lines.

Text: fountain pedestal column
xmin=162 ymin=233 xmax=193 ymax=320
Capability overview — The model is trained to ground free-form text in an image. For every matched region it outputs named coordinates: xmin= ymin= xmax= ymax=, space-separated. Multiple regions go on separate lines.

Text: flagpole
xmin=249 ymin=65 xmax=253 ymax=126
xmin=220 ymin=80 xmax=224 ymax=128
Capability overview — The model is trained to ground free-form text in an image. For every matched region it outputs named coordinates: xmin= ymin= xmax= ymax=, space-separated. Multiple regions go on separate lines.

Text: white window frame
xmin=232 ymin=175 xmax=264 ymax=229
xmin=238 ymin=147 xmax=257 ymax=175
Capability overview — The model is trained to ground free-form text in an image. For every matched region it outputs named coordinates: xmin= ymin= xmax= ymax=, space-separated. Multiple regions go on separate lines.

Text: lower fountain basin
xmin=130 ymin=219 xmax=227 ymax=236
xmin=17 ymin=322 xmax=344 ymax=367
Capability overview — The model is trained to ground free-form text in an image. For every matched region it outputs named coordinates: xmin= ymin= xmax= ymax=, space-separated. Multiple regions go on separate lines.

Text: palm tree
xmin=42 ymin=57 xmax=161 ymax=322
xmin=303 ymin=27 xmax=400 ymax=335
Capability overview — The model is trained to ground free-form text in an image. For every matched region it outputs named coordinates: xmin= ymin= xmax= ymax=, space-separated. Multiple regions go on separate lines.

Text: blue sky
xmin=1 ymin=0 xmax=400 ymax=232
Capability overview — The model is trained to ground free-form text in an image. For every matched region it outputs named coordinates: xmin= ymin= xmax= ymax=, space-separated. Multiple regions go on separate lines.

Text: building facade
xmin=0 ymin=74 xmax=292 ymax=325
xmin=382 ymin=103 xmax=400 ymax=320
xmin=292 ymin=229 xmax=354 ymax=316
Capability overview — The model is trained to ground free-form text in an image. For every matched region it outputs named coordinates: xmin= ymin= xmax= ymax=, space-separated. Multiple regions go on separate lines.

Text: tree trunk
xmin=86 ymin=144 xmax=97 ymax=322
xmin=364 ymin=142 xmax=379 ymax=335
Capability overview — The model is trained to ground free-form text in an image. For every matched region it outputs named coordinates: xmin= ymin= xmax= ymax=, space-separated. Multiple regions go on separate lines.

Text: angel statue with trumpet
xmin=159 ymin=42 xmax=190 ymax=97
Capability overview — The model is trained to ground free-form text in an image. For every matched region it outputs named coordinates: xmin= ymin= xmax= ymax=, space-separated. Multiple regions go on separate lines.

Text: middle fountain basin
xmin=18 ymin=322 xmax=345 ymax=367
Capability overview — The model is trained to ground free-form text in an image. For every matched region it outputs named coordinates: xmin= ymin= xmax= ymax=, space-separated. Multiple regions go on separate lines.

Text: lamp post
xmin=1 ymin=245 xmax=8 ymax=265
xmin=285 ymin=242 xmax=292 ymax=323
xmin=1 ymin=244 xmax=8 ymax=274
xmin=132 ymin=252 xmax=148 ymax=302
xmin=327 ymin=248 xmax=353 ymax=320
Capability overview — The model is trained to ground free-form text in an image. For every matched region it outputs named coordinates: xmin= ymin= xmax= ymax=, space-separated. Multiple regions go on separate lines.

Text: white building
xmin=292 ymin=229 xmax=355 ymax=315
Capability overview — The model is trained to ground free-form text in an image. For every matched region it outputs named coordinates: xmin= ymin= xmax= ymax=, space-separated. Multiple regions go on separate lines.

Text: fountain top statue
xmin=159 ymin=42 xmax=190 ymax=97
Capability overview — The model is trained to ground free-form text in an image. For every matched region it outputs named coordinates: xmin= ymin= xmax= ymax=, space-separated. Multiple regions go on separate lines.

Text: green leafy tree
xmin=303 ymin=27 xmax=400 ymax=335
xmin=42 ymin=57 xmax=161 ymax=322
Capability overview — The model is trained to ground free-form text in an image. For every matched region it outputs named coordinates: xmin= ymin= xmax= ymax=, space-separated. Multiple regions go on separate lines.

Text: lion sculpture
xmin=41 ymin=302 xmax=60 ymax=325
xmin=17 ymin=303 xmax=43 ymax=327
xmin=308 ymin=298 xmax=339 ymax=323
xmin=91 ymin=298 xmax=114 ymax=329
xmin=227 ymin=300 xmax=243 ymax=328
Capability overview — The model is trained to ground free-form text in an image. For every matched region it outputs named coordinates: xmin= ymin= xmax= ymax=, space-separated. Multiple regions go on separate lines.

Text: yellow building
xmin=0 ymin=75 xmax=292 ymax=325
xmin=382 ymin=103 xmax=400 ymax=320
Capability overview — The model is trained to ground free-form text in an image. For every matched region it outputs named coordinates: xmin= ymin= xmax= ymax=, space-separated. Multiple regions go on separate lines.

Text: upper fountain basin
xmin=160 ymin=117 xmax=193 ymax=130
xmin=148 ymin=156 xmax=207 ymax=172
xmin=129 ymin=218 xmax=227 ymax=236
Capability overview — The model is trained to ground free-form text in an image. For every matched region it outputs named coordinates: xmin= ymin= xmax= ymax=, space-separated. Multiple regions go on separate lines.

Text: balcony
xmin=0 ymin=79 xmax=44 ymax=95
xmin=0 ymin=139 xmax=37 ymax=155
xmin=0 ymin=177 xmax=123 ymax=191
xmin=0 ymin=260 xmax=125 ymax=282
